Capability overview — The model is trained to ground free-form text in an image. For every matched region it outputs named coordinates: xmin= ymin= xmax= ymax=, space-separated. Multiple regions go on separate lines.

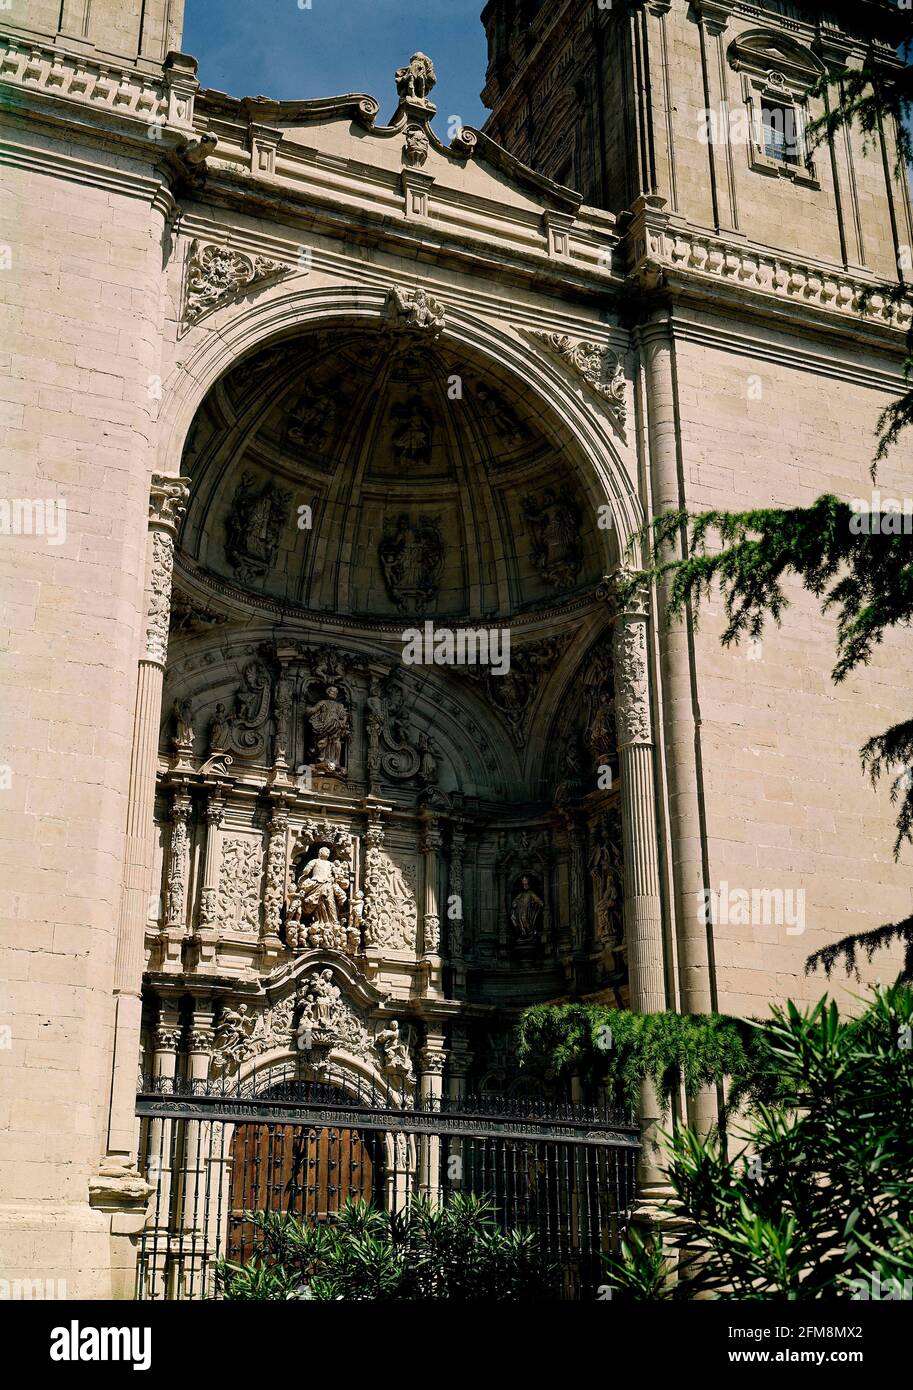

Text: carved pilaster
xmin=447 ymin=823 xmax=466 ymax=961
xmin=612 ymin=578 xmax=665 ymax=1015
xmin=421 ymin=817 xmax=442 ymax=959
xmin=261 ymin=805 xmax=289 ymax=952
xmin=102 ymin=474 xmax=189 ymax=1178
xmin=195 ymin=792 xmax=224 ymax=964
xmin=164 ymin=794 xmax=192 ymax=931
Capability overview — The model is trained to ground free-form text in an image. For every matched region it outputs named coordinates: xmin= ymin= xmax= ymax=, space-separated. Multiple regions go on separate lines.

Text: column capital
xmin=148 ymin=473 xmax=191 ymax=537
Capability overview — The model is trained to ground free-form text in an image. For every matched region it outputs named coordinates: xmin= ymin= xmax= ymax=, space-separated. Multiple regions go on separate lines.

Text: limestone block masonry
xmin=0 ymin=0 xmax=911 ymax=1297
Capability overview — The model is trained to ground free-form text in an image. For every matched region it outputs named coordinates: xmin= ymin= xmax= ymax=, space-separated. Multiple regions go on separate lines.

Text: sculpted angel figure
xmin=214 ymin=1002 xmax=255 ymax=1056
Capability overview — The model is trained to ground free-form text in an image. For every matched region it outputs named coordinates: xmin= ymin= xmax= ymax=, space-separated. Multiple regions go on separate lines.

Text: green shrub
xmin=214 ymin=1192 xmax=554 ymax=1301
xmin=605 ymin=982 xmax=913 ymax=1299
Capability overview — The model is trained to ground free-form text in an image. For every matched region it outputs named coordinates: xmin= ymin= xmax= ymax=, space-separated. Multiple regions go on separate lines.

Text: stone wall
xmin=0 ymin=124 xmax=169 ymax=1294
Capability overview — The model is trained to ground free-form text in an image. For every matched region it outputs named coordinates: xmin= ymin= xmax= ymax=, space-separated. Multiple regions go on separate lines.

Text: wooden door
xmin=227 ymin=1122 xmax=376 ymax=1263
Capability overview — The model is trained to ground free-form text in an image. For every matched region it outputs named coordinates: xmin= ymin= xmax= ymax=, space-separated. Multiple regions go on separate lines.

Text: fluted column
xmin=638 ymin=316 xmax=718 ymax=1137
xmin=97 ymin=474 xmax=190 ymax=1189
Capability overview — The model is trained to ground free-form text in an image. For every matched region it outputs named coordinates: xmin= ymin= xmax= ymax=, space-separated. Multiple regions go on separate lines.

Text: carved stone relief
xmin=379 ymin=513 xmax=444 ymax=612
xmin=613 ymin=617 xmax=651 ymax=748
xmin=362 ymin=818 xmax=418 ymax=951
xmin=391 ymin=398 xmax=433 ymax=467
xmin=387 ymin=285 xmax=445 ymax=336
xmin=217 ymin=836 xmax=263 ymax=935
xmin=522 ymin=486 xmax=583 ymax=589
xmin=528 ymin=330 xmax=627 ymax=425
xmin=224 ymin=472 xmax=291 ymax=584
xmin=461 ymin=634 xmax=571 ymax=748
xmin=185 ymin=240 xmax=289 ymax=325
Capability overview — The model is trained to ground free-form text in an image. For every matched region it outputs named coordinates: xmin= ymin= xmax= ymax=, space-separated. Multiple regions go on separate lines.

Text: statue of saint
xmin=306 ymin=685 xmax=350 ymax=772
xmin=510 ymin=875 xmax=544 ymax=941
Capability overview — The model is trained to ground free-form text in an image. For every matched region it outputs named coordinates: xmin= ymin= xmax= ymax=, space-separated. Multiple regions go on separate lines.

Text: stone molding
xmin=0 ymin=36 xmax=169 ymax=123
xmin=637 ymin=223 xmax=912 ymax=333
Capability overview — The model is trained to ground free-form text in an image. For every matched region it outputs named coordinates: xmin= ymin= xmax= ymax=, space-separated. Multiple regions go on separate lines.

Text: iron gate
xmin=135 ymin=1067 xmax=640 ymax=1301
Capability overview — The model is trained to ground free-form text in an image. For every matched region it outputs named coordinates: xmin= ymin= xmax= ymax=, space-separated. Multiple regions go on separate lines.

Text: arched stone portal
xmin=140 ymin=303 xmax=661 ymax=1116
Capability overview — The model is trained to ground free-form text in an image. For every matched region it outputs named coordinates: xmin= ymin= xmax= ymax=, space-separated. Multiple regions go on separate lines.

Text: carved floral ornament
xmin=184 ymin=239 xmax=291 ymax=325
xmin=526 ymin=330 xmax=627 ymax=426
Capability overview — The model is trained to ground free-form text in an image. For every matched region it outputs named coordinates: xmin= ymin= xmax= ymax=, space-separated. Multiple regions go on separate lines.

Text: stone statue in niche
xmin=522 ymin=486 xmax=583 ymax=589
xmin=210 ymin=659 xmax=272 ymax=761
xmin=510 ymin=873 xmax=544 ymax=947
xmin=416 ymin=733 xmax=439 ymax=786
xmin=172 ymin=698 xmax=194 ymax=757
xmin=395 ymin=52 xmax=437 ymax=105
xmin=305 ymin=683 xmax=350 ymax=774
xmin=285 ymin=826 xmax=357 ymax=953
xmin=287 ymin=847 xmax=347 ymax=946
xmin=391 ymin=398 xmax=433 ymax=468
xmin=208 ymin=702 xmax=230 ymax=752
xmin=224 ymin=472 xmax=291 ymax=583
xmin=379 ymin=513 xmax=444 ymax=613
xmin=589 ymin=817 xmax=624 ymax=954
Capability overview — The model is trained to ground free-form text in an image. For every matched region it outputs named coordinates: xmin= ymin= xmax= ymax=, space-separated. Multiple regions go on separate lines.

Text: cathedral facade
xmin=0 ymin=0 xmax=910 ymax=1298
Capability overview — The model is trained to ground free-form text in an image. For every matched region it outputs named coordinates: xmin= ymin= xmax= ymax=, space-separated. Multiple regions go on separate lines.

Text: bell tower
xmin=481 ymin=0 xmax=911 ymax=281
xmin=5 ymin=0 xmax=184 ymax=71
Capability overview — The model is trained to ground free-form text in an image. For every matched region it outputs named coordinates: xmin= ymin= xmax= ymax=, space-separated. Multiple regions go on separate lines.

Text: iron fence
xmin=135 ymin=1066 xmax=640 ymax=1301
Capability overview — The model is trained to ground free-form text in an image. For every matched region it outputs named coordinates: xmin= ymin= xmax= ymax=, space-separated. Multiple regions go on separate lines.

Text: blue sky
xmin=183 ymin=0 xmax=490 ymax=131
